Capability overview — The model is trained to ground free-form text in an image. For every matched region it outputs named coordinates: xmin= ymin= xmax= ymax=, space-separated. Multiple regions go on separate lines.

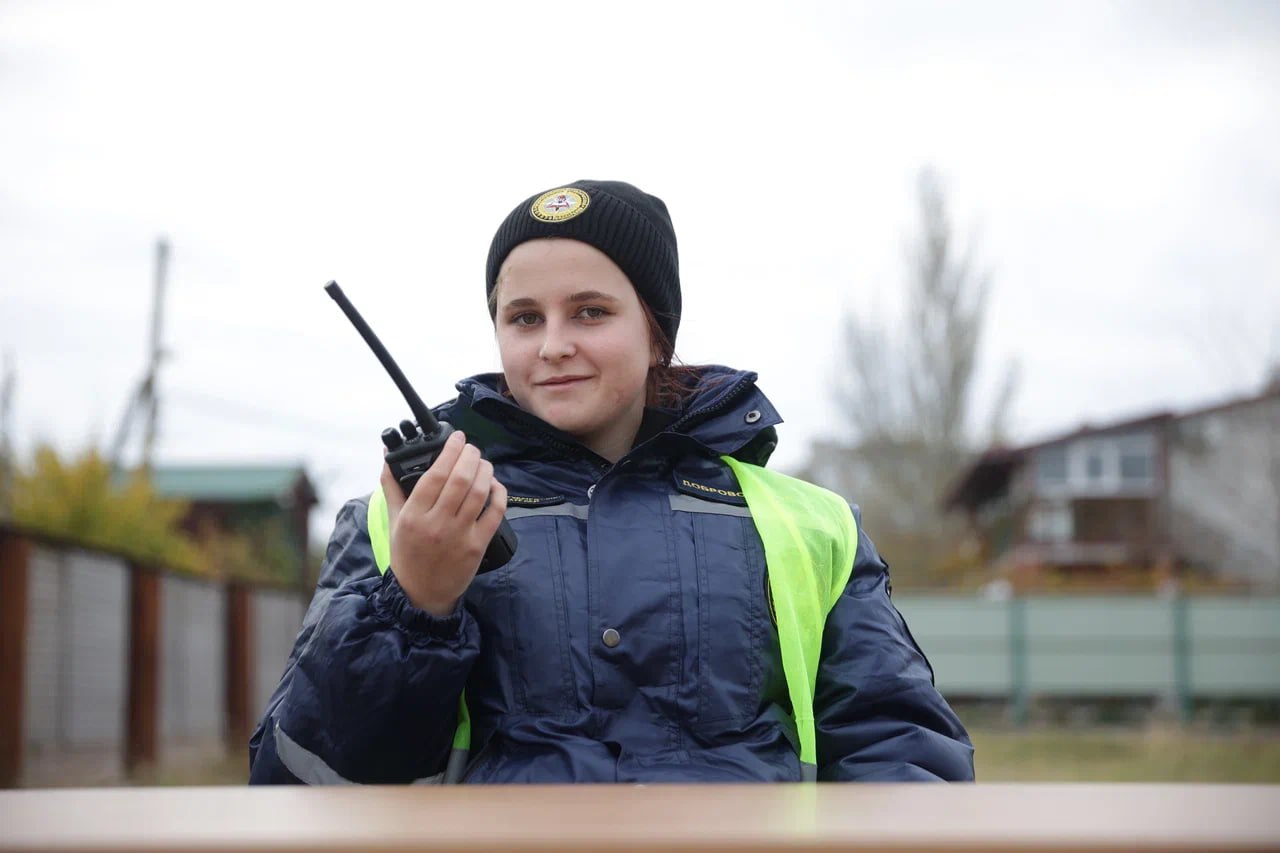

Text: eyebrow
xmin=502 ymin=290 xmax=621 ymax=310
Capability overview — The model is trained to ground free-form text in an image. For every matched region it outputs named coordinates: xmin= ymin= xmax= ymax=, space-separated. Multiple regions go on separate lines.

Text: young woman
xmin=249 ymin=180 xmax=974 ymax=784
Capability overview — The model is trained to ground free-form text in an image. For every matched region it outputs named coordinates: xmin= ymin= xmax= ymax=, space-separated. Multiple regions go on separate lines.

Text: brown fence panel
xmin=0 ymin=531 xmax=31 ymax=788
xmin=224 ymin=585 xmax=252 ymax=752
xmin=125 ymin=567 xmax=160 ymax=773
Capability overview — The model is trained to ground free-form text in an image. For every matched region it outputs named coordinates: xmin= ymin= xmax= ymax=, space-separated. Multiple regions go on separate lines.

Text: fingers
xmin=404 ymin=429 xmax=468 ymax=513
xmin=437 ymin=442 xmax=484 ymax=518
xmin=475 ymin=477 xmax=508 ymax=539
xmin=380 ymin=461 xmax=405 ymax=528
xmin=393 ymin=429 xmax=501 ymax=527
xmin=457 ymin=459 xmax=495 ymax=523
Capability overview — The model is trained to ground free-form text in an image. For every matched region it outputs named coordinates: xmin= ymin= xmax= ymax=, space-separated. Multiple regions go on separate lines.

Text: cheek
xmin=496 ymin=332 xmax=531 ymax=374
xmin=599 ymin=331 xmax=653 ymax=396
xmin=496 ymin=335 xmax=537 ymax=404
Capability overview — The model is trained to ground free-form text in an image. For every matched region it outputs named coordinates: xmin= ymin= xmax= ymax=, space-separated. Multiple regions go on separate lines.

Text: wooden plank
xmin=224 ymin=584 xmax=251 ymax=750
xmin=0 ymin=784 xmax=1277 ymax=852
xmin=125 ymin=567 xmax=160 ymax=773
xmin=0 ymin=531 xmax=31 ymax=788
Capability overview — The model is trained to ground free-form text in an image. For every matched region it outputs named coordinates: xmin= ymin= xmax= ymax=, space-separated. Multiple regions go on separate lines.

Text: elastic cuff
xmin=373 ymin=568 xmax=466 ymax=640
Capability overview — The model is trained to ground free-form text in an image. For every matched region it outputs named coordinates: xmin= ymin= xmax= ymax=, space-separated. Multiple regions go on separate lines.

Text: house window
xmin=1029 ymin=501 xmax=1073 ymax=542
xmin=1085 ymin=446 xmax=1106 ymax=481
xmin=1118 ymin=433 xmax=1155 ymax=486
xmin=1037 ymin=446 xmax=1067 ymax=487
xmin=1120 ymin=449 xmax=1152 ymax=481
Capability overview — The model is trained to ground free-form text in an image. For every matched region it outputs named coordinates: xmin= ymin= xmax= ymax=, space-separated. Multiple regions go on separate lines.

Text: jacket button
xmin=745 ymin=409 xmax=762 ymax=423
xmin=587 ymin=484 xmax=596 ymax=499
xmin=601 ymin=628 xmax=621 ymax=647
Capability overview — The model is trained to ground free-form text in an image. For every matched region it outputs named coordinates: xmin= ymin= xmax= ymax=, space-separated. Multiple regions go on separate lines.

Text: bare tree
xmin=807 ymin=167 xmax=1016 ymax=584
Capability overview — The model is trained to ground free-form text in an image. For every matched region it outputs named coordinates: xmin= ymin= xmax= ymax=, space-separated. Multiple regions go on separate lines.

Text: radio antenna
xmin=324 ymin=281 xmax=440 ymax=434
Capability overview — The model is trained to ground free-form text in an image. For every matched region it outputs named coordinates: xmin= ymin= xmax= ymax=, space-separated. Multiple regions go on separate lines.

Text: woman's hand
xmin=381 ymin=430 xmax=509 ymax=617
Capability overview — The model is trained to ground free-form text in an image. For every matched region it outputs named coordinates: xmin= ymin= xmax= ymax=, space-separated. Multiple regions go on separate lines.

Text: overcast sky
xmin=2 ymin=0 xmax=1278 ymax=541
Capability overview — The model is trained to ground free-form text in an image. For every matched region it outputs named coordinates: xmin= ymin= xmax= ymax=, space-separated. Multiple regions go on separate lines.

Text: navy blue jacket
xmin=249 ymin=366 xmax=974 ymax=783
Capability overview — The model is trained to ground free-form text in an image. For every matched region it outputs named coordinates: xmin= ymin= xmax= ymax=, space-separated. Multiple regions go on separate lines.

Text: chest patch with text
xmin=671 ymin=470 xmax=748 ymax=507
xmin=505 ymin=494 xmax=566 ymax=508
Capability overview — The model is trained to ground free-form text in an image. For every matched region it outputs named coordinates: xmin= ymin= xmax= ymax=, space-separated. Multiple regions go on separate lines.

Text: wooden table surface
xmin=1 ymin=784 xmax=1278 ymax=852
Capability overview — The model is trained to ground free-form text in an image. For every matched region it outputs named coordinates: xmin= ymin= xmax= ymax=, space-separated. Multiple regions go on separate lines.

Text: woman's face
xmin=494 ymin=238 xmax=654 ymax=462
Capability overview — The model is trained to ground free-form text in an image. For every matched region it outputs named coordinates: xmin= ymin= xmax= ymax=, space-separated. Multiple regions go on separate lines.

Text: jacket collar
xmin=438 ymin=365 xmax=782 ymax=467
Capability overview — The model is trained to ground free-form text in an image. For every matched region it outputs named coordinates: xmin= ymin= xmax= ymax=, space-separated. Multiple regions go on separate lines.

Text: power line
xmin=165 ymin=388 xmax=371 ymax=444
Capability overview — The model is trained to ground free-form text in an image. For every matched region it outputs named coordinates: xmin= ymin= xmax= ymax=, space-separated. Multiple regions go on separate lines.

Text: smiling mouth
xmin=538 ymin=376 xmax=590 ymax=387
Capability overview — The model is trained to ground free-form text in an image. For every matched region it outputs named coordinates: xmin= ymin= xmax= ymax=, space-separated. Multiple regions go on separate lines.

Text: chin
xmin=541 ymin=410 xmax=600 ymax=438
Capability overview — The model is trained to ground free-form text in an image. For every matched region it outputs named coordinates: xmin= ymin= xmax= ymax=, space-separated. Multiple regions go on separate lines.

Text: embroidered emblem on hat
xmin=531 ymin=188 xmax=590 ymax=223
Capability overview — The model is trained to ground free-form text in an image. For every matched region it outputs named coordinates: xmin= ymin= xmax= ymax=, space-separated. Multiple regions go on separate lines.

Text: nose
xmin=538 ymin=318 xmax=576 ymax=362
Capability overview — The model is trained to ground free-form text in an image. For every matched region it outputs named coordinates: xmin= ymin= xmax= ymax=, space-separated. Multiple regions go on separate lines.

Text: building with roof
xmin=149 ymin=464 xmax=318 ymax=587
xmin=944 ymin=385 xmax=1280 ymax=591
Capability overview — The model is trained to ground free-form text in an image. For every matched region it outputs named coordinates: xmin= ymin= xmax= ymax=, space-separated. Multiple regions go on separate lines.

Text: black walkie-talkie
xmin=324 ymin=281 xmax=518 ymax=574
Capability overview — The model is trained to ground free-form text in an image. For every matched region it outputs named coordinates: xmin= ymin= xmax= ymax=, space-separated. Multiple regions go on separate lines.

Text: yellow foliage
xmin=191 ymin=516 xmax=298 ymax=584
xmin=9 ymin=444 xmax=206 ymax=573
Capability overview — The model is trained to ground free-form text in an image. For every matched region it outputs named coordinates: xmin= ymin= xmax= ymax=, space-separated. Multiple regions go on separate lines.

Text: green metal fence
xmin=894 ymin=596 xmax=1280 ymax=722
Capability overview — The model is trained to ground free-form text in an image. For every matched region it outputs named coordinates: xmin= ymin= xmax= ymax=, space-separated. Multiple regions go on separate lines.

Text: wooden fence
xmin=897 ymin=594 xmax=1280 ymax=722
xmin=0 ymin=525 xmax=303 ymax=787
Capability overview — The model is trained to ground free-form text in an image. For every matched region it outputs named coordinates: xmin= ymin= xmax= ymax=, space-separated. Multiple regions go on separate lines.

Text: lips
xmin=537 ymin=376 xmax=591 ymax=386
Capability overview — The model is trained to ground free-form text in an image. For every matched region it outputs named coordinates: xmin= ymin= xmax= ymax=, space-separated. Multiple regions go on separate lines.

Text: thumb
xmin=380 ymin=461 xmax=406 ymax=529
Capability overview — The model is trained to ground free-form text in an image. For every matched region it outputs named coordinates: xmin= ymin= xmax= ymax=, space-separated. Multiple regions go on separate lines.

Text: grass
xmin=970 ymin=725 xmax=1280 ymax=782
xmin=131 ymin=752 xmax=248 ymax=786
xmin=112 ymin=726 xmax=1280 ymax=786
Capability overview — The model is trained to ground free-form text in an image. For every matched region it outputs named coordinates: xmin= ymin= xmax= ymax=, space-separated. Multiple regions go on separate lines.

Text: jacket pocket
xmin=670 ymin=488 xmax=767 ymax=726
xmin=467 ymin=500 xmax=580 ymax=715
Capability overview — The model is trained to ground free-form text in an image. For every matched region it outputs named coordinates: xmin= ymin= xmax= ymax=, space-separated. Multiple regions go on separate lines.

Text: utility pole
xmin=110 ymin=238 xmax=169 ymax=473
xmin=0 ymin=351 xmax=14 ymax=515
xmin=140 ymin=238 xmax=168 ymax=473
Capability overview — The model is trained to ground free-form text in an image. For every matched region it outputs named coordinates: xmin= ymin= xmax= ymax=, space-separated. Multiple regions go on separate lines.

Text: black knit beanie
xmin=486 ymin=180 xmax=682 ymax=345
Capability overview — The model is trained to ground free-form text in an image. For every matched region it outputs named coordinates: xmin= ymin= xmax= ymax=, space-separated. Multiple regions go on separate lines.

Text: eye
xmin=576 ymin=306 xmax=609 ymax=320
xmin=510 ymin=312 xmax=541 ymax=327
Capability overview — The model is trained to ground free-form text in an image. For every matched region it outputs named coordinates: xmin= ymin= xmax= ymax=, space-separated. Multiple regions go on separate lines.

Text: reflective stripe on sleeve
xmin=274 ymin=721 xmax=445 ymax=785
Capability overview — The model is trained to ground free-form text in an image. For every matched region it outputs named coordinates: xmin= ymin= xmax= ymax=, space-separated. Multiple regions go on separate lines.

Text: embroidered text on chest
xmin=680 ymin=480 xmax=743 ymax=498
